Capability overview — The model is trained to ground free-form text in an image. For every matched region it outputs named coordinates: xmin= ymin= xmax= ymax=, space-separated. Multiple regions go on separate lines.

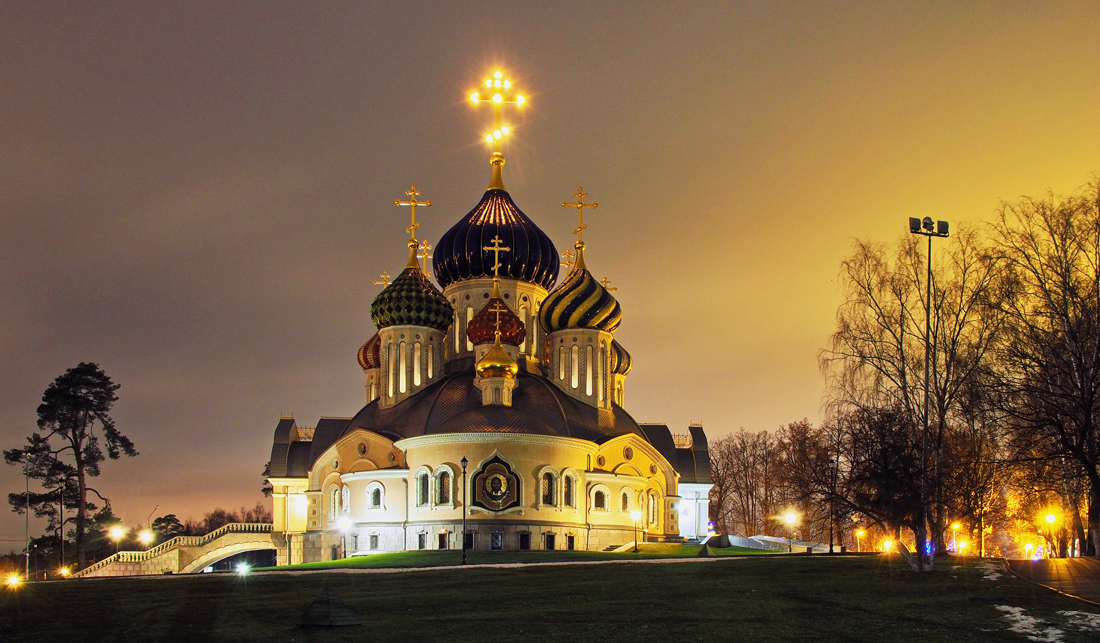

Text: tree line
xmin=4 ymin=362 xmax=271 ymax=574
xmin=709 ymin=178 xmax=1100 ymax=566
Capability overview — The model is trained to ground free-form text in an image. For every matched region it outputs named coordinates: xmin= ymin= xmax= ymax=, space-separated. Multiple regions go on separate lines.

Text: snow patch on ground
xmin=996 ymin=606 xmax=1065 ymax=642
xmin=1059 ymin=611 xmax=1100 ymax=632
xmin=978 ymin=558 xmax=1005 ymax=581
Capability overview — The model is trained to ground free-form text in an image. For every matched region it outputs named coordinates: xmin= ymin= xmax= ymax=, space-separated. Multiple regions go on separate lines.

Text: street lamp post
xmin=1045 ymin=514 xmax=1058 ymax=558
xmin=784 ymin=511 xmax=797 ymax=553
xmin=909 ymin=216 xmax=949 ymax=567
xmin=24 ymin=450 xmax=30 ymax=580
xmin=828 ymin=457 xmax=838 ymax=554
xmin=335 ymin=516 xmax=351 ymax=559
xmin=951 ymin=522 xmax=960 ymax=552
xmin=461 ymin=456 xmax=468 ymax=565
xmin=109 ymin=526 xmax=125 ymax=555
xmin=856 ymin=529 xmax=864 ymax=553
xmin=630 ymin=510 xmax=642 ymax=553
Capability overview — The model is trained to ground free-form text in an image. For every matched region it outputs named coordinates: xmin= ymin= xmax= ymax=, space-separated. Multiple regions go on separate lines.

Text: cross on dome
xmin=599 ymin=277 xmax=617 ymax=292
xmin=483 ymin=235 xmax=511 ymax=279
xmin=395 ymin=185 xmax=431 ymax=243
xmin=488 ymin=300 xmax=509 ymax=344
xmin=418 ymin=239 xmax=433 ymax=272
xmin=372 ymin=270 xmax=392 ymax=287
xmin=560 ymin=248 xmax=576 ymax=273
xmin=562 ymin=187 xmax=598 ymax=249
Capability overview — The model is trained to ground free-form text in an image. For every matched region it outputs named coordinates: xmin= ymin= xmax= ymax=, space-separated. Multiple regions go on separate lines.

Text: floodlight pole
xmin=25 ymin=451 xmax=30 ymax=580
xmin=909 ymin=216 xmax=949 ymax=569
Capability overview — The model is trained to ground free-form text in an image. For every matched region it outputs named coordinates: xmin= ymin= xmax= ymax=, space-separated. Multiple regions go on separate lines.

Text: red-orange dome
xmin=357 ymin=332 xmax=381 ymax=370
xmin=468 ymin=297 xmax=526 ymax=347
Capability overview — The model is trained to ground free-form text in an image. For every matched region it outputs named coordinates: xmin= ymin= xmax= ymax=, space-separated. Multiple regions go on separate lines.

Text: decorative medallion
xmin=471 ymin=455 xmax=521 ymax=512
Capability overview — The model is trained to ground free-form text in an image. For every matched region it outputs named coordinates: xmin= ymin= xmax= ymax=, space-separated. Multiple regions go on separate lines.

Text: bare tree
xmin=991 ymin=179 xmax=1100 ymax=555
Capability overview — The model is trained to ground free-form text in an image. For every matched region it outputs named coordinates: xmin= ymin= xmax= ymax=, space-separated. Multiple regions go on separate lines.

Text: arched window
xmin=563 ymin=476 xmax=574 ymax=508
xmin=570 ymin=344 xmax=579 ymax=388
xmin=369 ymin=381 xmax=377 ymax=401
xmin=341 ymin=486 xmax=350 ymax=515
xmin=366 ymin=483 xmax=384 ymax=509
xmin=518 ymin=306 xmax=528 ymax=352
xmin=413 ymin=342 xmax=422 ymax=386
xmin=594 ymin=490 xmax=606 ymax=510
xmin=558 ymin=346 xmax=566 ymax=380
xmin=598 ymin=343 xmax=605 ymax=402
xmin=648 ymin=492 xmax=658 ymax=525
xmin=427 ymin=342 xmax=434 ymax=379
xmin=437 ymin=471 xmax=451 ymax=505
xmin=465 ymin=307 xmax=474 ymax=351
xmin=329 ymin=486 xmax=340 ymax=520
xmin=417 ymin=472 xmax=430 ymax=507
xmin=391 ymin=340 xmax=400 ymax=395
xmin=531 ymin=308 xmax=539 ymax=355
xmin=585 ymin=345 xmax=593 ymax=395
xmin=621 ymin=491 xmax=629 ymax=512
xmin=493 ymin=387 xmax=501 ymax=403
xmin=399 ymin=341 xmax=408 ymax=393
xmin=454 ymin=312 xmax=461 ymax=353
xmin=542 ymin=472 xmax=555 ymax=506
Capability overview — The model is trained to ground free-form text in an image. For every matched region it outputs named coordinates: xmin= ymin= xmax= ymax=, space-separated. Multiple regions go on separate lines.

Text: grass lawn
xmin=3 ymin=553 xmax=1099 ymax=642
xmin=266 ymin=543 xmax=766 ymax=570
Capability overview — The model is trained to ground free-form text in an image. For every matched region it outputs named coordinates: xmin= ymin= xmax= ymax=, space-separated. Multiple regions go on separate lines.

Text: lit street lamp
xmin=139 ymin=530 xmax=154 ymax=548
xmin=335 ymin=516 xmax=351 ymax=559
xmin=461 ymin=456 xmax=468 ymax=565
xmin=783 ymin=511 xmax=798 ymax=553
xmin=109 ymin=526 xmax=126 ymax=554
xmin=1045 ymin=513 xmax=1058 ymax=558
xmin=909 ymin=215 xmax=949 ymax=567
xmin=630 ymin=510 xmax=642 ymax=553
xmin=951 ymin=522 xmax=961 ymax=552
xmin=856 ymin=529 xmax=865 ymax=553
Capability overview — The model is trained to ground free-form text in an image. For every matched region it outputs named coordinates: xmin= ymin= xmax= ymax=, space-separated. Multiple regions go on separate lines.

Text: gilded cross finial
xmin=562 ymin=187 xmax=598 ymax=248
xmin=488 ymin=301 xmax=508 ymax=344
xmin=470 ymin=71 xmax=527 ymax=190
xmin=395 ymin=185 xmax=431 ymax=243
xmin=418 ymin=239 xmax=433 ymax=272
xmin=599 ymin=278 xmax=617 ymax=292
xmin=560 ymin=248 xmax=576 ymax=273
xmin=483 ymin=235 xmax=511 ymax=279
xmin=373 ymin=270 xmax=392 ymax=287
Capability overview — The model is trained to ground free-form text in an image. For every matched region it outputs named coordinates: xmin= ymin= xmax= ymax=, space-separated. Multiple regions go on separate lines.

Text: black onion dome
xmin=433 ymin=189 xmax=559 ymax=290
xmin=610 ymin=340 xmax=632 ymax=375
xmin=370 ymin=258 xmax=453 ymax=332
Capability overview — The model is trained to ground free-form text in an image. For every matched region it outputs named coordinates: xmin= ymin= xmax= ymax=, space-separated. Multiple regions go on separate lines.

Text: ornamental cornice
xmin=341 ymin=469 xmax=411 ymax=482
xmin=585 ymin=472 xmax=647 ymax=485
xmin=395 ymin=433 xmax=598 ymax=452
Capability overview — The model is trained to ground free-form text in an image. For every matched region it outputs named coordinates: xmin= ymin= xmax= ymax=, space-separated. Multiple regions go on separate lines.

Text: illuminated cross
xmin=562 ymin=187 xmax=598 ymax=248
xmin=560 ymin=248 xmax=576 ymax=273
xmin=372 ymin=270 xmax=392 ymax=287
xmin=470 ymin=71 xmax=526 ymax=151
xmin=418 ymin=239 xmax=433 ymax=272
xmin=483 ymin=235 xmax=511 ymax=278
xmin=599 ymin=278 xmax=618 ymax=292
xmin=395 ymin=185 xmax=431 ymax=242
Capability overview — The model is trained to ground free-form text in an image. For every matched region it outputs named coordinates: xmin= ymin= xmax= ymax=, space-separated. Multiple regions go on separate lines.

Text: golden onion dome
xmin=476 ymin=339 xmax=519 ymax=379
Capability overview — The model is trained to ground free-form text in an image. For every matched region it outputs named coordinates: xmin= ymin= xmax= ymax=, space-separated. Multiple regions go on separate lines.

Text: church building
xmin=264 ymin=71 xmax=712 ymax=563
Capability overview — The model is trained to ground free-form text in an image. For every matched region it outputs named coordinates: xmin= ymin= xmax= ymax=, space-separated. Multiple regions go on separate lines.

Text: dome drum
xmin=444 ymin=277 xmax=548 ymax=365
xmin=545 ymin=328 xmax=616 ymax=413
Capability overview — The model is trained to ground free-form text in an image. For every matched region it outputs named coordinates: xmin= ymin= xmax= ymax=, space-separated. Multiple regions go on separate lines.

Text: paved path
xmin=1007 ymin=558 xmax=1100 ymax=605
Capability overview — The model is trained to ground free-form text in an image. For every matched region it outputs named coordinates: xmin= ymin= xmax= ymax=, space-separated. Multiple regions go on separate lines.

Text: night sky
xmin=2 ymin=2 xmax=1097 ymax=545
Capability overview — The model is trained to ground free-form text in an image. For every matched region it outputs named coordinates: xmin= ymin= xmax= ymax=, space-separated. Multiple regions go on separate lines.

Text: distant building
xmin=265 ymin=85 xmax=712 ymax=562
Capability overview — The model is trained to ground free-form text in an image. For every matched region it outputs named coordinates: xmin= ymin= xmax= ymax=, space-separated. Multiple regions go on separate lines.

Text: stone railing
xmin=73 ymin=523 xmax=273 ymax=578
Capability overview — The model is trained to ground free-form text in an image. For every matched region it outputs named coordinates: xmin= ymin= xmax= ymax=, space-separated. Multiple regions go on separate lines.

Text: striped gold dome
xmin=538 ymin=247 xmax=621 ymax=334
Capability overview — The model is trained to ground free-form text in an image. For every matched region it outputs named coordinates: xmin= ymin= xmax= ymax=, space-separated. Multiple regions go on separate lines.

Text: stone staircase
xmin=73 ymin=523 xmax=274 ymax=578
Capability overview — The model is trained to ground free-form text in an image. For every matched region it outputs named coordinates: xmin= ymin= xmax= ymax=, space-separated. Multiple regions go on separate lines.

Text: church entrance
xmin=545 ymin=534 xmax=555 ymax=550
xmin=438 ymin=533 xmax=448 ymax=550
xmin=519 ymin=533 xmax=530 ymax=550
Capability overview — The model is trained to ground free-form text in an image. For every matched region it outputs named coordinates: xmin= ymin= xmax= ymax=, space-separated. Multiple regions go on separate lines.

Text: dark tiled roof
xmin=637 ymin=424 xmax=713 ymax=485
xmin=370 ymin=264 xmax=452 ymax=331
xmin=343 ymin=371 xmax=642 ymax=443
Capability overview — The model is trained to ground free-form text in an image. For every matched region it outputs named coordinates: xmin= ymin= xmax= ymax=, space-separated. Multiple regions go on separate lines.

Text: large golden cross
xmin=373 ymin=270 xmax=392 ymax=287
xmin=560 ymin=248 xmax=576 ymax=273
xmin=470 ymin=71 xmax=526 ymax=151
xmin=395 ymin=185 xmax=431 ymax=242
xmin=418 ymin=239 xmax=433 ymax=272
xmin=562 ymin=187 xmax=598 ymax=247
xmin=483 ymin=235 xmax=511 ymax=278
xmin=599 ymin=277 xmax=617 ymax=292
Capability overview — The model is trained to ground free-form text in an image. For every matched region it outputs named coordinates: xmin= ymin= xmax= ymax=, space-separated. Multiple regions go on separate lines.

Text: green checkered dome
xmin=371 ymin=245 xmax=454 ymax=332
